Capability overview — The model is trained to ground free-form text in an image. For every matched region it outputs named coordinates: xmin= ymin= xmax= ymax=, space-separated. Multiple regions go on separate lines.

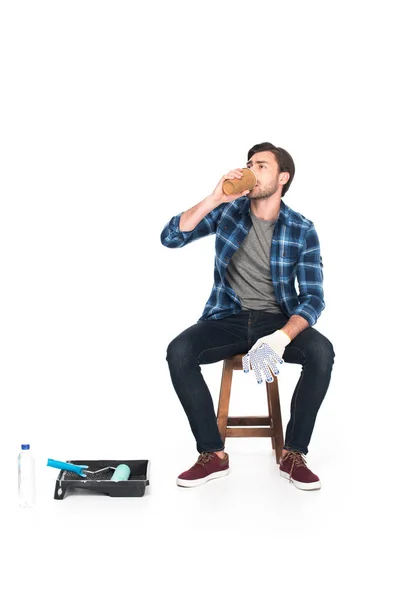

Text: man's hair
xmin=247 ymin=142 xmax=295 ymax=197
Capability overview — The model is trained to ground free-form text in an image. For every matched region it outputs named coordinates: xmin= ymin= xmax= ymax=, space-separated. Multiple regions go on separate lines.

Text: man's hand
xmin=242 ymin=330 xmax=291 ymax=384
xmin=250 ymin=330 xmax=291 ymax=357
xmin=210 ymin=169 xmax=251 ymax=207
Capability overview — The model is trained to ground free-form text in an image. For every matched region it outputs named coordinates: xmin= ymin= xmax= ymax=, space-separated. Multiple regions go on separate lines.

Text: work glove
xmin=242 ymin=330 xmax=291 ymax=384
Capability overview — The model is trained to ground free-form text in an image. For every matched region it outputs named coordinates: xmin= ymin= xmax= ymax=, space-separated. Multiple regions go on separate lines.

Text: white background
xmin=0 ymin=1 xmax=398 ymax=598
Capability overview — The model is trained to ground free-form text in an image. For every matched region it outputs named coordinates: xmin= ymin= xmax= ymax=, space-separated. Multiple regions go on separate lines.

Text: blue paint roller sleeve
xmin=111 ymin=464 xmax=131 ymax=482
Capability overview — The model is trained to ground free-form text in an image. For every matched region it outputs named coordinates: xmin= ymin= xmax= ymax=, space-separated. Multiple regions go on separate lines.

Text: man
xmin=161 ymin=142 xmax=335 ymax=491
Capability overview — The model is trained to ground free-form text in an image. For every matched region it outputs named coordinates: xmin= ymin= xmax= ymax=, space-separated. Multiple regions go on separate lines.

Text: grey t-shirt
xmin=225 ymin=210 xmax=284 ymax=314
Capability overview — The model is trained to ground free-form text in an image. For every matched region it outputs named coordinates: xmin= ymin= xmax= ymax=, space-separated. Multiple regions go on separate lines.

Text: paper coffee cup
xmin=222 ymin=168 xmax=257 ymax=195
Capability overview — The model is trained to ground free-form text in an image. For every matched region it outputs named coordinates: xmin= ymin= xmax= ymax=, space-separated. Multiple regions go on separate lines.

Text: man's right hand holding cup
xmin=210 ymin=168 xmax=257 ymax=207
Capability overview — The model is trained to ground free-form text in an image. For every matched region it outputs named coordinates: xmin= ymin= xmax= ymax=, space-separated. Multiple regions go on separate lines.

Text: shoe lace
xmin=282 ymin=451 xmax=307 ymax=479
xmin=196 ymin=452 xmax=214 ymax=465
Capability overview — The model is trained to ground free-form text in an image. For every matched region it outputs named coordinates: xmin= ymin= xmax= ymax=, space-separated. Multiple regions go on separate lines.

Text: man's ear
xmin=279 ymin=172 xmax=290 ymax=186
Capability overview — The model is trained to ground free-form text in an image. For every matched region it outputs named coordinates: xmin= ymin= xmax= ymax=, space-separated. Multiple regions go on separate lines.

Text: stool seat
xmin=216 ymin=354 xmax=284 ymax=463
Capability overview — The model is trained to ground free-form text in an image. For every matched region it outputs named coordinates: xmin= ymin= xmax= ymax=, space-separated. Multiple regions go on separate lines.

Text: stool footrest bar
xmin=227 ymin=416 xmax=271 ymax=426
xmin=226 ymin=428 xmax=274 ymax=438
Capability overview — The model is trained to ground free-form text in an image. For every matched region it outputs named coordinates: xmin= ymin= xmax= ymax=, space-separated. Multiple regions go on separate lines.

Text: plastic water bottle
xmin=18 ymin=444 xmax=36 ymax=507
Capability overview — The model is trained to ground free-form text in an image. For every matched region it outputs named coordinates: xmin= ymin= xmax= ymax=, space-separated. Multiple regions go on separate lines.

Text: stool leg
xmin=267 ymin=378 xmax=284 ymax=464
xmin=217 ymin=359 xmax=234 ymax=443
xmin=266 ymin=387 xmax=275 ymax=450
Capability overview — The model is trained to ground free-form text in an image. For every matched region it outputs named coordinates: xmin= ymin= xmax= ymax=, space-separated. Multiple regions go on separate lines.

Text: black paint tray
xmin=53 ymin=459 xmax=150 ymax=499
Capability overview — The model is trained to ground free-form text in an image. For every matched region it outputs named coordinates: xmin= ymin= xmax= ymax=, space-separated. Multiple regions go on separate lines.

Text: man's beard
xmin=249 ymin=177 xmax=280 ymax=200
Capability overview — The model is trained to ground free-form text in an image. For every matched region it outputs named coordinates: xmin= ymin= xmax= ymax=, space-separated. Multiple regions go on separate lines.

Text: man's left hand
xmin=249 ymin=330 xmax=291 ymax=359
xmin=242 ymin=330 xmax=292 ymax=384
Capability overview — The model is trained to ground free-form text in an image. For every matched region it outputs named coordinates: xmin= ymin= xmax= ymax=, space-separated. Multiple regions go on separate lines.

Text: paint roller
xmin=47 ymin=459 xmax=131 ymax=481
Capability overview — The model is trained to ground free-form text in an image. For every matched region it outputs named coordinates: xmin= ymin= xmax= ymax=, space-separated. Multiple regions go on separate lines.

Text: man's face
xmin=246 ymin=151 xmax=288 ymax=200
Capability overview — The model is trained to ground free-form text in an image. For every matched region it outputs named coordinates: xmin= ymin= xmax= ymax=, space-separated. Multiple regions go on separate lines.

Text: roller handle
xmin=47 ymin=459 xmax=89 ymax=477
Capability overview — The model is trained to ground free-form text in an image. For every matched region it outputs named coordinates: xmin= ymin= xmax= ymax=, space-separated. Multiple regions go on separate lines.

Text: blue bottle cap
xmin=21 ymin=444 xmax=30 ymax=450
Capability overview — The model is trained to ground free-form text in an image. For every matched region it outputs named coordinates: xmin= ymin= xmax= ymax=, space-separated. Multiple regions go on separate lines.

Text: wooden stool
xmin=216 ymin=354 xmax=284 ymax=464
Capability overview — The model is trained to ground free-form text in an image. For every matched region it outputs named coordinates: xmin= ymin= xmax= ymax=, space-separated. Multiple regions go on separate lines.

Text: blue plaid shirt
xmin=161 ymin=197 xmax=325 ymax=326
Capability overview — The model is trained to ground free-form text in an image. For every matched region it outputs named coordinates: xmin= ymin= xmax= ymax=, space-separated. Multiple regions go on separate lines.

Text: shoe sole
xmin=176 ymin=468 xmax=230 ymax=488
xmin=280 ymin=471 xmax=321 ymax=490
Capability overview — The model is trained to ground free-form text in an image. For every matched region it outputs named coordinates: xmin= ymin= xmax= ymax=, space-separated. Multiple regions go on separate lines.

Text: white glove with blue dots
xmin=242 ymin=330 xmax=291 ymax=384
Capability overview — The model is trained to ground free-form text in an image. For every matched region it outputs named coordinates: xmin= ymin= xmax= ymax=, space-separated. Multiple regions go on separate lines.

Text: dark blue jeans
xmin=166 ymin=310 xmax=335 ymax=455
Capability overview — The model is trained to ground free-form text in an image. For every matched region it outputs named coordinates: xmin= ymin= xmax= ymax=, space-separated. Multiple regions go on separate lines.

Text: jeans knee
xmin=166 ymin=335 xmax=194 ymax=367
xmin=308 ymin=337 xmax=335 ymax=370
xmin=324 ymin=339 xmax=335 ymax=362
xmin=321 ymin=339 xmax=335 ymax=370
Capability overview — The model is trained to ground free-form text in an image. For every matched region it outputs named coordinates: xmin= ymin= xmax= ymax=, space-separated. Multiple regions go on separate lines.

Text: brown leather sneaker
xmin=176 ymin=452 xmax=230 ymax=487
xmin=280 ymin=450 xmax=321 ymax=490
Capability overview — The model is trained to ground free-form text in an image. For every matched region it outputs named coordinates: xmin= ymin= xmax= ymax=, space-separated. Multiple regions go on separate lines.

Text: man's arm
xmin=281 ymin=314 xmax=309 ymax=341
xmin=290 ymin=223 xmax=325 ymax=327
xmin=160 ymin=196 xmax=223 ymax=249
xmin=160 ymin=169 xmax=251 ymax=249
xmin=179 ymin=195 xmax=220 ymax=232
